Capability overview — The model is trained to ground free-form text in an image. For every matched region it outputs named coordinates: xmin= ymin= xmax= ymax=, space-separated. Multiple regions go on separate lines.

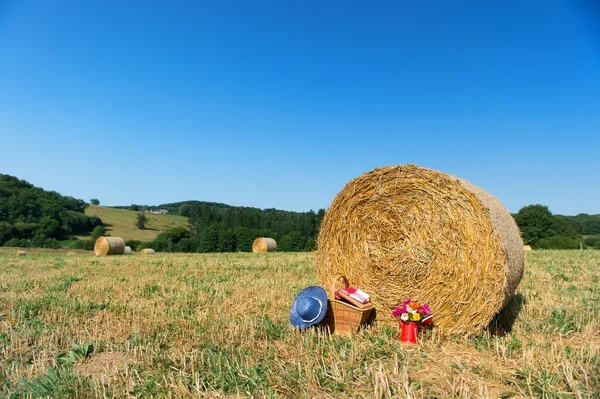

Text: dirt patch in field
xmin=75 ymin=352 xmax=136 ymax=378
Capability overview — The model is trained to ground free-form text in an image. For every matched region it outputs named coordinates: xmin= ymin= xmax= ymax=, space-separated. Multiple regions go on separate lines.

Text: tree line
xmin=125 ymin=202 xmax=326 ymax=253
xmin=0 ymin=174 xmax=102 ymax=248
xmin=513 ymin=205 xmax=600 ymax=249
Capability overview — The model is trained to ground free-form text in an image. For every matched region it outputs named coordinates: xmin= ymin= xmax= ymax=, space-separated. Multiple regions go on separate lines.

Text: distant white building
xmin=146 ymin=209 xmax=169 ymax=214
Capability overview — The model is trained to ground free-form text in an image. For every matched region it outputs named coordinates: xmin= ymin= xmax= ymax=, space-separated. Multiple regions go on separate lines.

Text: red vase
xmin=399 ymin=321 xmax=419 ymax=344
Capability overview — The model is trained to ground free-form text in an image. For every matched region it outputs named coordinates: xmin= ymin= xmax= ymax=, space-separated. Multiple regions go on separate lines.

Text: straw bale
xmin=316 ymin=165 xmax=524 ymax=335
xmin=252 ymin=238 xmax=277 ymax=253
xmin=94 ymin=237 xmax=125 ymax=256
xmin=523 ymin=245 xmax=532 ymax=251
xmin=67 ymin=252 xmax=76 ymax=256
xmin=123 ymin=246 xmax=133 ymax=254
xmin=140 ymin=248 xmax=155 ymax=255
xmin=16 ymin=250 xmax=27 ymax=256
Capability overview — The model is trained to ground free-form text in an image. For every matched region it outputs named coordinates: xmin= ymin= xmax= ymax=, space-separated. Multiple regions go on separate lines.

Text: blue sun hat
xmin=290 ymin=286 xmax=328 ymax=329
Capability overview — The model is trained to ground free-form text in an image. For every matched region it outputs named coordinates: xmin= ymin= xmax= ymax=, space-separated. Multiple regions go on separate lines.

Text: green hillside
xmin=79 ymin=206 xmax=189 ymax=241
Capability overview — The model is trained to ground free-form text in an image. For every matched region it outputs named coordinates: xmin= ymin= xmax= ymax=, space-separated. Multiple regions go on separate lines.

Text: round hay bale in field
xmin=140 ymin=248 xmax=155 ymax=255
xmin=523 ymin=245 xmax=532 ymax=251
xmin=252 ymin=238 xmax=277 ymax=253
xmin=94 ymin=237 xmax=125 ymax=256
xmin=67 ymin=252 xmax=77 ymax=256
xmin=123 ymin=246 xmax=133 ymax=254
xmin=16 ymin=250 xmax=27 ymax=256
xmin=316 ymin=165 xmax=524 ymax=335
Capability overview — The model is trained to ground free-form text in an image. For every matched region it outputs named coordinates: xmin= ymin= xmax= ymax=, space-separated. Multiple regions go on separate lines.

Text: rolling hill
xmin=78 ymin=206 xmax=189 ymax=241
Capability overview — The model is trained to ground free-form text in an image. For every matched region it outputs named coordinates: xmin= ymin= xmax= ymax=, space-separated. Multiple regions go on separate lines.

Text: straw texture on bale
xmin=316 ymin=165 xmax=524 ymax=335
xmin=94 ymin=237 xmax=125 ymax=256
xmin=16 ymin=250 xmax=27 ymax=256
xmin=124 ymin=246 xmax=133 ymax=254
xmin=140 ymin=248 xmax=155 ymax=255
xmin=252 ymin=238 xmax=277 ymax=253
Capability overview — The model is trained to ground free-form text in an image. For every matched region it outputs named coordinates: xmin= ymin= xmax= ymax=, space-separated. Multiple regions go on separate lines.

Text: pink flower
xmin=392 ymin=306 xmax=403 ymax=318
xmin=393 ymin=298 xmax=414 ymax=318
xmin=420 ymin=304 xmax=431 ymax=316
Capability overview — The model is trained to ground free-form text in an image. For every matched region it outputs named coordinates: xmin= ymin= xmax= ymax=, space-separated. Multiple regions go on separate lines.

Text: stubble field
xmin=0 ymin=250 xmax=598 ymax=398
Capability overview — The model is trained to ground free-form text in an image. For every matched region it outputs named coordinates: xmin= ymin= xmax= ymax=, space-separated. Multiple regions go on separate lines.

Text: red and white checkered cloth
xmin=335 ymin=287 xmax=370 ymax=304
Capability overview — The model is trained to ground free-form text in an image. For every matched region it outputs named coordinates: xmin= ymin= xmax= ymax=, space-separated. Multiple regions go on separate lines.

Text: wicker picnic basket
xmin=322 ymin=275 xmax=374 ymax=335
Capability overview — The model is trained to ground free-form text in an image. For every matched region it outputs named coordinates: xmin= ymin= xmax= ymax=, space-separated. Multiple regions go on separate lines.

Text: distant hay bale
xmin=124 ymin=246 xmax=133 ymax=254
xmin=67 ymin=252 xmax=76 ymax=256
xmin=316 ymin=165 xmax=525 ymax=335
xmin=16 ymin=250 xmax=27 ymax=256
xmin=140 ymin=248 xmax=155 ymax=255
xmin=523 ymin=245 xmax=532 ymax=251
xmin=94 ymin=237 xmax=125 ymax=256
xmin=252 ymin=238 xmax=277 ymax=253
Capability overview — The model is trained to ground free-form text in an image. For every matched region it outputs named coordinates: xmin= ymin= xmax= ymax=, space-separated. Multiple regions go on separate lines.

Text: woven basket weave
xmin=322 ymin=275 xmax=374 ymax=335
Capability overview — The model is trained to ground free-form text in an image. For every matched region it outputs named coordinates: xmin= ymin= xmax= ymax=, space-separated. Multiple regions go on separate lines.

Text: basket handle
xmin=330 ymin=275 xmax=349 ymax=297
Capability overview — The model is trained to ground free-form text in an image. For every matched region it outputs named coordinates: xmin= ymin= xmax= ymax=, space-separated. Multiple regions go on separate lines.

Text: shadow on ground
xmin=486 ymin=293 xmax=526 ymax=337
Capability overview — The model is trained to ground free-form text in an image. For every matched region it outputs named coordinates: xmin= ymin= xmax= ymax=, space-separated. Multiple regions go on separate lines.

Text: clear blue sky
xmin=1 ymin=1 xmax=599 ymax=215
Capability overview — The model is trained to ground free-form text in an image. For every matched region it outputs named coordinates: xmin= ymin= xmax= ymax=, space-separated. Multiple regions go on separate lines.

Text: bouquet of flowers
xmin=392 ymin=298 xmax=433 ymax=324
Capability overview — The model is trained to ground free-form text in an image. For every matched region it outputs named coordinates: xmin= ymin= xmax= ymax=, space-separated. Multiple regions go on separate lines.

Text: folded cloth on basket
xmin=336 ymin=287 xmax=370 ymax=304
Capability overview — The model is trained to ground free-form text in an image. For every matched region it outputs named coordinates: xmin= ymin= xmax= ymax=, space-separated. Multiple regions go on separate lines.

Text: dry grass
xmin=79 ymin=206 xmax=189 ymax=241
xmin=0 ymin=250 xmax=598 ymax=398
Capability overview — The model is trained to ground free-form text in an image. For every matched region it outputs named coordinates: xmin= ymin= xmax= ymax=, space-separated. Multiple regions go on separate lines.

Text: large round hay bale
xmin=16 ymin=250 xmax=27 ymax=256
xmin=123 ymin=246 xmax=133 ymax=254
xmin=94 ymin=237 xmax=125 ymax=256
xmin=316 ymin=165 xmax=524 ymax=335
xmin=140 ymin=248 xmax=155 ymax=255
xmin=66 ymin=252 xmax=76 ymax=256
xmin=252 ymin=238 xmax=277 ymax=253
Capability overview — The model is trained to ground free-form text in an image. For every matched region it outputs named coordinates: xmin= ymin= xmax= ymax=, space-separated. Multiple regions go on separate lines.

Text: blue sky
xmin=1 ymin=1 xmax=599 ymax=215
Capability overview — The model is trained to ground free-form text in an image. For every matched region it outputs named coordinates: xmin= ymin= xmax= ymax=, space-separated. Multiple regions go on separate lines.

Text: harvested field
xmin=0 ymin=251 xmax=598 ymax=397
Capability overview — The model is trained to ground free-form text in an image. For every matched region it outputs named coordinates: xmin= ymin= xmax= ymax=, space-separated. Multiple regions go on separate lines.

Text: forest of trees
xmin=0 ymin=174 xmax=102 ymax=248
xmin=127 ymin=201 xmax=326 ymax=253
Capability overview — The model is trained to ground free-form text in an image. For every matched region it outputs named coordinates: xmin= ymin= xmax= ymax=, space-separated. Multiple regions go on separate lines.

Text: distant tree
xmin=179 ymin=203 xmax=192 ymax=217
xmin=155 ymin=227 xmax=189 ymax=244
xmin=130 ymin=204 xmax=140 ymax=211
xmin=199 ymin=224 xmax=221 ymax=252
xmin=278 ymin=231 xmax=306 ymax=252
xmin=90 ymin=199 xmax=100 ymax=206
xmin=536 ymin=235 xmax=580 ymax=250
xmin=124 ymin=239 xmax=141 ymax=251
xmin=135 ymin=213 xmax=148 ymax=229
xmin=0 ymin=222 xmax=14 ymax=246
xmin=218 ymin=228 xmax=236 ymax=252
xmin=305 ymin=237 xmax=316 ymax=251
xmin=583 ymin=236 xmax=600 ymax=248
xmin=38 ymin=216 xmax=60 ymax=239
xmin=575 ymin=214 xmax=600 ymax=235
xmin=175 ymin=237 xmax=194 ymax=252
xmin=90 ymin=225 xmax=106 ymax=242
xmin=514 ymin=205 xmax=575 ymax=248
xmin=233 ymin=226 xmax=255 ymax=252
